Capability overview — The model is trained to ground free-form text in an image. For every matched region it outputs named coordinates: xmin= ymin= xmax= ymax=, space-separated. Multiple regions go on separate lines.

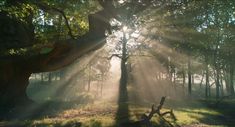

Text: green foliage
xmin=0 ymin=0 xmax=100 ymax=56
xmin=0 ymin=3 xmax=34 ymax=23
xmin=32 ymin=0 xmax=99 ymax=41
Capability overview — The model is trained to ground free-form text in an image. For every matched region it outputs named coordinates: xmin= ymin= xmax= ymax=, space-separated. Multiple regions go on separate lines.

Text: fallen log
xmin=121 ymin=97 xmax=179 ymax=127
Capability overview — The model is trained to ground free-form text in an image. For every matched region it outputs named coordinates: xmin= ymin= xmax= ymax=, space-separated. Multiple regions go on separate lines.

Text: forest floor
xmin=0 ymin=99 xmax=235 ymax=127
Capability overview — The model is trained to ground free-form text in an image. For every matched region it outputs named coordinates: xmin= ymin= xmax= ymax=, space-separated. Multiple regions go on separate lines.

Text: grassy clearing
xmin=1 ymin=99 xmax=235 ymax=127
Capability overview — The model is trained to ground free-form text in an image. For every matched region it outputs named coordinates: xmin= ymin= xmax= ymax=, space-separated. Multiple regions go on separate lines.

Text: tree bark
xmin=88 ymin=65 xmax=91 ymax=92
xmin=230 ymin=64 xmax=234 ymax=95
xmin=41 ymin=73 xmax=44 ymax=82
xmin=100 ymin=73 xmax=104 ymax=96
xmin=220 ymin=72 xmax=224 ymax=97
xmin=119 ymin=31 xmax=128 ymax=103
xmin=173 ymin=68 xmax=176 ymax=90
xmin=215 ymin=64 xmax=220 ymax=99
xmin=182 ymin=69 xmax=185 ymax=87
xmin=0 ymin=61 xmax=32 ymax=108
xmin=188 ymin=56 xmax=192 ymax=95
xmin=199 ymin=72 xmax=204 ymax=89
xmin=224 ymin=70 xmax=230 ymax=93
xmin=205 ymin=64 xmax=209 ymax=98
xmin=116 ymin=30 xmax=130 ymax=124
xmin=48 ymin=72 xmax=52 ymax=83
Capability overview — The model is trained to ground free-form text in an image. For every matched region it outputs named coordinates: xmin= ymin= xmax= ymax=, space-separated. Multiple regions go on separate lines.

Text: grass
xmin=174 ymin=108 xmax=218 ymax=125
xmin=1 ymin=99 xmax=235 ymax=127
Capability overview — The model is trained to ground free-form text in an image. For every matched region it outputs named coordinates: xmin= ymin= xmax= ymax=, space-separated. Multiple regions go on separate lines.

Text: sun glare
xmin=118 ymin=0 xmax=125 ymax=4
xmin=122 ymin=26 xmax=128 ymax=32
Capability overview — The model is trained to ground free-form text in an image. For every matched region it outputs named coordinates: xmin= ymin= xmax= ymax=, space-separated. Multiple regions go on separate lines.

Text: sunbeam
xmin=1 ymin=0 xmax=235 ymax=126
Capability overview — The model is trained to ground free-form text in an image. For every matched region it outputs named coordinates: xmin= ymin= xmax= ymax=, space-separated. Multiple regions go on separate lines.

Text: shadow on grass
xmin=0 ymin=94 xmax=94 ymax=118
xmin=203 ymin=100 xmax=235 ymax=127
xmin=174 ymin=99 xmax=235 ymax=127
xmin=0 ymin=97 xmax=96 ymax=127
xmin=0 ymin=101 xmax=83 ymax=127
xmin=114 ymin=68 xmax=130 ymax=127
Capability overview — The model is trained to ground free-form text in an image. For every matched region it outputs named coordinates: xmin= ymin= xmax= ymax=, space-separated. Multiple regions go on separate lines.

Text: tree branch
xmin=1 ymin=0 xmax=158 ymax=74
xmin=108 ymin=54 xmax=122 ymax=60
xmin=161 ymin=109 xmax=177 ymax=121
xmin=34 ymin=2 xmax=75 ymax=39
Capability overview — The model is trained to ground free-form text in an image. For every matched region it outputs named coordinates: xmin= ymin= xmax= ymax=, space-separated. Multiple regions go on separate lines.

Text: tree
xmin=0 ymin=0 xmax=116 ymax=107
xmin=130 ymin=0 xmax=235 ymax=99
xmin=0 ymin=0 xmax=159 ymax=108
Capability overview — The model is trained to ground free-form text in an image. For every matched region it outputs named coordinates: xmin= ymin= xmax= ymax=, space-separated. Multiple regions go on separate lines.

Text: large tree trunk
xmin=119 ymin=32 xmax=128 ymax=103
xmin=116 ymin=31 xmax=130 ymax=124
xmin=0 ymin=2 xmax=114 ymax=108
xmin=0 ymin=62 xmax=32 ymax=108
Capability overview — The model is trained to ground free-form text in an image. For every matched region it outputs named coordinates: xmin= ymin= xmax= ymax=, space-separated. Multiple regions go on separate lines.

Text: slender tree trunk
xmin=56 ymin=71 xmax=60 ymax=80
xmin=220 ymin=72 xmax=224 ymax=96
xmin=82 ymin=78 xmax=85 ymax=90
xmin=59 ymin=71 xmax=62 ymax=80
xmin=199 ymin=72 xmax=204 ymax=89
xmin=192 ymin=74 xmax=194 ymax=85
xmin=215 ymin=65 xmax=220 ymax=99
xmin=182 ymin=69 xmax=185 ymax=86
xmin=48 ymin=72 xmax=52 ymax=83
xmin=188 ymin=56 xmax=192 ymax=95
xmin=182 ymin=69 xmax=186 ymax=96
xmin=230 ymin=64 xmax=234 ymax=95
xmin=41 ymin=73 xmax=44 ymax=82
xmin=101 ymin=74 xmax=104 ymax=96
xmin=224 ymin=70 xmax=230 ymax=93
xmin=34 ymin=74 xmax=36 ymax=79
xmin=205 ymin=64 xmax=209 ymax=98
xmin=169 ymin=68 xmax=172 ymax=83
xmin=167 ymin=58 xmax=172 ymax=82
xmin=173 ymin=68 xmax=176 ymax=90
xmin=88 ymin=65 xmax=91 ymax=92
xmin=156 ymin=72 xmax=159 ymax=80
